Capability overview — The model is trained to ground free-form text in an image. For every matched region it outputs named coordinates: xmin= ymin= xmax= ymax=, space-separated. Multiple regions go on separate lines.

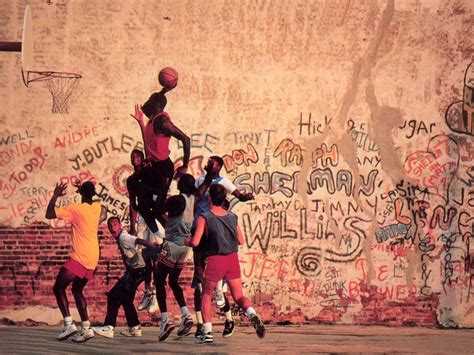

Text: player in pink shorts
xmin=186 ymin=184 xmax=265 ymax=344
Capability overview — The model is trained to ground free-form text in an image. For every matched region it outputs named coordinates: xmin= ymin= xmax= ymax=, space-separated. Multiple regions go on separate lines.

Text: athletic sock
xmin=203 ymin=322 xmax=212 ymax=334
xmin=82 ymin=320 xmax=90 ymax=329
xmin=64 ymin=316 xmax=73 ymax=325
xmin=180 ymin=306 xmax=190 ymax=317
xmin=196 ymin=311 xmax=203 ymax=324
xmin=161 ymin=312 xmax=168 ymax=324
xmin=245 ymin=307 xmax=256 ymax=318
xmin=224 ymin=310 xmax=233 ymax=321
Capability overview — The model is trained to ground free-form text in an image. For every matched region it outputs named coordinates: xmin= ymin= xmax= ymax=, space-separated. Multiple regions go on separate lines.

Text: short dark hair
xmin=142 ymin=90 xmax=167 ymax=118
xmin=77 ymin=181 xmax=96 ymax=198
xmin=178 ymin=173 xmax=197 ymax=195
xmin=107 ymin=216 xmax=120 ymax=228
xmin=209 ymin=184 xmax=227 ymax=206
xmin=210 ymin=156 xmax=224 ymax=168
xmin=131 ymin=149 xmax=144 ymax=159
xmin=165 ymin=195 xmax=186 ymax=218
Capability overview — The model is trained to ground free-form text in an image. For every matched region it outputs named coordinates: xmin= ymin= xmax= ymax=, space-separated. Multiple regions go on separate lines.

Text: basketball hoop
xmin=0 ymin=7 xmax=82 ymax=114
xmin=22 ymin=71 xmax=81 ymax=114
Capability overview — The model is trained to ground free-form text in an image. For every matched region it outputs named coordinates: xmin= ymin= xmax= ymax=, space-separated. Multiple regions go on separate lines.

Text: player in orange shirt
xmin=46 ymin=181 xmax=106 ymax=343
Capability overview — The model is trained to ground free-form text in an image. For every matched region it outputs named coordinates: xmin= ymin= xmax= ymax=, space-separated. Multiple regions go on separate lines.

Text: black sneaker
xmin=177 ymin=315 xmax=194 ymax=337
xmin=194 ymin=323 xmax=203 ymax=339
xmin=222 ymin=320 xmax=235 ymax=337
xmin=158 ymin=322 xmax=176 ymax=342
xmin=250 ymin=314 xmax=265 ymax=338
xmin=195 ymin=331 xmax=213 ymax=344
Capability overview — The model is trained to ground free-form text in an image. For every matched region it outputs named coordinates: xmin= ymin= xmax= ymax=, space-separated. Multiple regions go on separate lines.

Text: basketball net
xmin=23 ymin=71 xmax=81 ymax=114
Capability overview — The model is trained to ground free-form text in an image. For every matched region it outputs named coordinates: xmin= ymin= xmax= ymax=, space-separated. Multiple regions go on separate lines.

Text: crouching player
xmin=92 ymin=217 xmax=162 ymax=338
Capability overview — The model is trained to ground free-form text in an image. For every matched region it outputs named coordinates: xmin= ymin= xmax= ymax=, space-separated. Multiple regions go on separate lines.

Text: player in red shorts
xmin=186 ymin=184 xmax=265 ymax=344
xmin=46 ymin=181 xmax=106 ymax=343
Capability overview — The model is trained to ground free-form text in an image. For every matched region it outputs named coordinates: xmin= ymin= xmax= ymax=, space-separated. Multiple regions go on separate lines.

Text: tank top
xmin=202 ymin=211 xmax=239 ymax=256
xmin=144 ymin=112 xmax=171 ymax=161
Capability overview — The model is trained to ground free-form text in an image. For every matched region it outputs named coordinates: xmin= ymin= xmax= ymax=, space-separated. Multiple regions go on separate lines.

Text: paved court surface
xmin=0 ymin=324 xmax=473 ymax=354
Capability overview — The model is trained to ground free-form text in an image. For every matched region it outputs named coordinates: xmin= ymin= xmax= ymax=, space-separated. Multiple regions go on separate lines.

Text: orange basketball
xmin=158 ymin=67 xmax=178 ymax=89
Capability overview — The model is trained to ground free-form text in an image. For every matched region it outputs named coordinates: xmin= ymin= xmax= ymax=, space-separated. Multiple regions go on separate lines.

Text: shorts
xmin=63 ymin=258 xmax=95 ymax=280
xmin=203 ymin=253 xmax=241 ymax=283
xmin=158 ymin=241 xmax=190 ymax=269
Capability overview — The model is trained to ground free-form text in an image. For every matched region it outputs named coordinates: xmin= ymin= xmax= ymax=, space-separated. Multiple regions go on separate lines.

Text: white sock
xmin=196 ymin=311 xmax=203 ymax=324
xmin=161 ymin=312 xmax=168 ymax=324
xmin=82 ymin=320 xmax=90 ymax=329
xmin=225 ymin=310 xmax=233 ymax=321
xmin=64 ymin=316 xmax=73 ymax=325
xmin=203 ymin=322 xmax=212 ymax=333
xmin=215 ymin=280 xmax=223 ymax=292
xmin=180 ymin=306 xmax=189 ymax=317
xmin=245 ymin=307 xmax=256 ymax=318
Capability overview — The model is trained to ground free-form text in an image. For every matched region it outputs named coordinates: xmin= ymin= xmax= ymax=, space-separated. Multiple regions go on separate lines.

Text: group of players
xmin=45 ymin=85 xmax=265 ymax=345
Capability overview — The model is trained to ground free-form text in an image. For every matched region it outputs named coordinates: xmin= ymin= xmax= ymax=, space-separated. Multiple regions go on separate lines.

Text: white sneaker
xmin=138 ymin=290 xmax=153 ymax=311
xmin=177 ymin=315 xmax=194 ymax=337
xmin=147 ymin=292 xmax=159 ymax=313
xmin=72 ymin=327 xmax=94 ymax=343
xmin=195 ymin=331 xmax=213 ymax=344
xmin=215 ymin=287 xmax=225 ymax=309
xmin=92 ymin=325 xmax=114 ymax=339
xmin=120 ymin=325 xmax=142 ymax=337
xmin=57 ymin=322 xmax=78 ymax=341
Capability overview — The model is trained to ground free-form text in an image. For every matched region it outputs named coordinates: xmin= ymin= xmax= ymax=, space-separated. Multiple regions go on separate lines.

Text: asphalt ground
xmin=0 ymin=324 xmax=473 ymax=354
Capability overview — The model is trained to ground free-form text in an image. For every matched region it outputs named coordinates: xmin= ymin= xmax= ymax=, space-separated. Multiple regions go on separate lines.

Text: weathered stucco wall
xmin=0 ymin=0 xmax=473 ymax=327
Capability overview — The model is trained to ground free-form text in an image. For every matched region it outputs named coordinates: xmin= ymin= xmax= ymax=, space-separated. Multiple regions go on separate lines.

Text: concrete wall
xmin=0 ymin=0 xmax=473 ymax=327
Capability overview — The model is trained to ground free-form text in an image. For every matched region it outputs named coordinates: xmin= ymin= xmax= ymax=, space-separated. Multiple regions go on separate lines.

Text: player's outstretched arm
xmin=156 ymin=115 xmax=190 ymax=178
xmin=45 ymin=182 xmax=67 ymax=219
xmin=130 ymin=104 xmax=147 ymax=155
xmin=232 ymin=189 xmax=254 ymax=202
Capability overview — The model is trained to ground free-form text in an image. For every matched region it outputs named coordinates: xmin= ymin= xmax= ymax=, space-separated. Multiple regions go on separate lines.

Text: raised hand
xmin=71 ymin=178 xmax=81 ymax=190
xmin=53 ymin=182 xmax=68 ymax=197
xmin=130 ymin=104 xmax=144 ymax=124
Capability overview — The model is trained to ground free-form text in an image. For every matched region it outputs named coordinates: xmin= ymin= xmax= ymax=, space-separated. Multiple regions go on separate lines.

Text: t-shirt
xmin=194 ymin=176 xmax=236 ymax=218
xmin=165 ymin=194 xmax=194 ymax=246
xmin=55 ymin=202 xmax=101 ymax=270
xmin=118 ymin=231 xmax=146 ymax=269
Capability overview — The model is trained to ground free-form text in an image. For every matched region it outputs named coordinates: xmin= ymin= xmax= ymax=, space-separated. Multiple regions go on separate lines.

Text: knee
xmin=71 ymin=284 xmax=84 ymax=296
xmin=52 ymin=283 xmax=63 ymax=295
xmin=168 ymin=278 xmax=180 ymax=290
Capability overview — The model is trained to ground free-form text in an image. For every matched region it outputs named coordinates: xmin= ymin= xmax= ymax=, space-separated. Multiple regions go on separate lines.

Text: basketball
xmin=158 ymin=67 xmax=178 ymax=89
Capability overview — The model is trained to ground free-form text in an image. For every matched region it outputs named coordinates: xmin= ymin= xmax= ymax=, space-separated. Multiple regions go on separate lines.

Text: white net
xmin=25 ymin=71 xmax=81 ymax=114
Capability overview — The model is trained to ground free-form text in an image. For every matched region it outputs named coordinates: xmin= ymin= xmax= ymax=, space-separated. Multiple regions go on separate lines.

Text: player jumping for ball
xmin=130 ymin=75 xmax=190 ymax=236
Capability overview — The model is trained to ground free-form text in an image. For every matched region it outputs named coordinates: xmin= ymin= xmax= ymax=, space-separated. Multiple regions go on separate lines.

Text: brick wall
xmin=0 ymin=223 xmax=441 ymax=327
xmin=0 ymin=223 xmax=195 ymax=326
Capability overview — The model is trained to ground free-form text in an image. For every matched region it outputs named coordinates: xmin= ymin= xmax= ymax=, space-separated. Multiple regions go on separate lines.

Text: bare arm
xmin=99 ymin=205 xmax=107 ymax=224
xmin=156 ymin=115 xmax=190 ymax=178
xmin=45 ymin=182 xmax=67 ymax=219
xmin=185 ymin=216 xmax=206 ymax=247
xmin=127 ymin=178 xmax=138 ymax=235
xmin=236 ymin=225 xmax=244 ymax=245
xmin=130 ymin=105 xmax=147 ymax=157
xmin=136 ymin=238 xmax=161 ymax=248
xmin=232 ymin=189 xmax=254 ymax=202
